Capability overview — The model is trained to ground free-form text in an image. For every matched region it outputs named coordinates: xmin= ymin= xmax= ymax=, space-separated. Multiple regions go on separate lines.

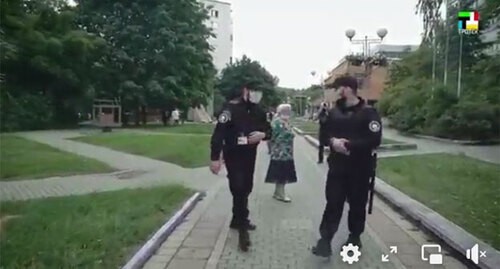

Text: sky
xmin=226 ymin=0 xmax=424 ymax=88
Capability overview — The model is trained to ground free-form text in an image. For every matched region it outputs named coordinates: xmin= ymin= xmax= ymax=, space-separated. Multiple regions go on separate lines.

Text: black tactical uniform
xmin=210 ymin=98 xmax=271 ymax=250
xmin=312 ymin=97 xmax=381 ymax=257
xmin=317 ymin=107 xmax=329 ymax=163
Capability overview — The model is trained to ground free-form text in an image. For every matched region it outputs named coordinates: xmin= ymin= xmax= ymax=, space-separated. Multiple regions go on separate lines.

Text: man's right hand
xmin=330 ymin=138 xmax=350 ymax=155
xmin=210 ymin=160 xmax=222 ymax=175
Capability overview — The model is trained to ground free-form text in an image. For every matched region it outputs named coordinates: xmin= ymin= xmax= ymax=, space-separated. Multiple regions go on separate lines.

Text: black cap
xmin=332 ymin=75 xmax=358 ymax=92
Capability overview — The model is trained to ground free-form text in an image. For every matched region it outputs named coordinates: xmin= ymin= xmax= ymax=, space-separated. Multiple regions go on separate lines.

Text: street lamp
xmin=345 ymin=28 xmax=388 ymax=58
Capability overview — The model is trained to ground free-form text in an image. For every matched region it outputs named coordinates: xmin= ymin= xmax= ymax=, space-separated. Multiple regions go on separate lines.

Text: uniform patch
xmin=218 ymin=111 xmax=230 ymax=123
xmin=369 ymin=121 xmax=381 ymax=132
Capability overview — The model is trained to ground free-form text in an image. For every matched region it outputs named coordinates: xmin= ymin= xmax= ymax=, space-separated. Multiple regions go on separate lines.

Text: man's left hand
xmin=248 ymin=131 xmax=266 ymax=144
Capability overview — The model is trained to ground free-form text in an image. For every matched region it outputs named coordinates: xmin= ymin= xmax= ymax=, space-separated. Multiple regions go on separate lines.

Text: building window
xmin=210 ymin=10 xmax=219 ymax=18
xmin=230 ymin=57 xmax=233 ymax=64
xmin=230 ymin=34 xmax=233 ymax=42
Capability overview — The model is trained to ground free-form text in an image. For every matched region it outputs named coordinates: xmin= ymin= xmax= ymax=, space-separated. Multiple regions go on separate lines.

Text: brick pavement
xmin=145 ymin=136 xmax=469 ymax=269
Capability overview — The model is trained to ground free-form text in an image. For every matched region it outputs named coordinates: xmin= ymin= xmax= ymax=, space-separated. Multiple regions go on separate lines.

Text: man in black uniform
xmin=312 ymin=75 xmax=382 ymax=257
xmin=317 ymin=102 xmax=329 ymax=163
xmin=266 ymin=110 xmax=274 ymax=154
xmin=209 ymin=84 xmax=271 ymax=252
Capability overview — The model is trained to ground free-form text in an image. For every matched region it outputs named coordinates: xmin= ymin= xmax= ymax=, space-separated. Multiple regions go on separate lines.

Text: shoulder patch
xmin=218 ymin=110 xmax=231 ymax=123
xmin=368 ymin=120 xmax=381 ymax=132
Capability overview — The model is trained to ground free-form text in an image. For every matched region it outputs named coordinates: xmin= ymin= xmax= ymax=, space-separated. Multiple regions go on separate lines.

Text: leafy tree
xmin=76 ymin=0 xmax=216 ymax=124
xmin=0 ymin=0 xmax=106 ymax=131
xmin=217 ymin=55 xmax=280 ymax=110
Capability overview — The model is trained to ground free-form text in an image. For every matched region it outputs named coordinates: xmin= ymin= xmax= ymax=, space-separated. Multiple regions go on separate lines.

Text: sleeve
xmin=271 ymin=120 xmax=283 ymax=142
xmin=210 ymin=108 xmax=231 ymax=161
xmin=345 ymin=107 xmax=382 ymax=152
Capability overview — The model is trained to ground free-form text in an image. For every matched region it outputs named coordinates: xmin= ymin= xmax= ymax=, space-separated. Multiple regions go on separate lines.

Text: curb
xmin=375 ymin=179 xmax=500 ymax=269
xmin=121 ymin=191 xmax=205 ymax=269
xmin=302 ymin=134 xmax=418 ymax=152
xmin=411 ymin=134 xmax=500 ymax=146
xmin=300 ymin=134 xmax=500 ymax=268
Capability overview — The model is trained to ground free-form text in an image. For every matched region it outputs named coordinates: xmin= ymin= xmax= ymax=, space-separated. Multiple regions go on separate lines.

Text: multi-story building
xmin=321 ymin=44 xmax=417 ymax=106
xmin=188 ymin=0 xmax=233 ymax=121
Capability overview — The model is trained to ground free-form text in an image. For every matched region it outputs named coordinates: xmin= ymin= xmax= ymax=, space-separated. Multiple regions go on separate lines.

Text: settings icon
xmin=340 ymin=243 xmax=362 ymax=264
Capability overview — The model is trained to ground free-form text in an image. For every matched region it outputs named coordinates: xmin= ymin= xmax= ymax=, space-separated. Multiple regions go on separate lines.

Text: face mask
xmin=248 ymin=90 xmax=263 ymax=104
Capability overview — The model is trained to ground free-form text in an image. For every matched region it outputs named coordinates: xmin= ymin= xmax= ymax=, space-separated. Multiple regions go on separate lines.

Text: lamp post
xmin=345 ymin=28 xmax=388 ymax=59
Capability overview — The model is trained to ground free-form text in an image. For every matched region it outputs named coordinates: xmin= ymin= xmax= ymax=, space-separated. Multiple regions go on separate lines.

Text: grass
xmin=0 ymin=135 xmax=114 ymax=181
xmin=0 ymin=185 xmax=192 ymax=269
xmin=74 ymin=133 xmax=210 ymax=168
xmin=291 ymin=121 xmax=400 ymax=144
xmin=378 ymin=153 xmax=500 ymax=249
xmin=143 ymin=123 xmax=214 ymax=134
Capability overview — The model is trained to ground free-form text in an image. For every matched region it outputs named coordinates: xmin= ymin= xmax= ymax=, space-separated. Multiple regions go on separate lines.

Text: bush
xmin=0 ymin=93 xmax=54 ymax=132
xmin=432 ymin=101 xmax=500 ymax=140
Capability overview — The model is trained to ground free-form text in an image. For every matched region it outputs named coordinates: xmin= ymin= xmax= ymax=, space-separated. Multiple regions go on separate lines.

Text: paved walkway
xmin=382 ymin=128 xmax=500 ymax=164
xmin=144 ymin=136 xmax=469 ymax=269
xmin=1 ymin=130 xmax=220 ymax=201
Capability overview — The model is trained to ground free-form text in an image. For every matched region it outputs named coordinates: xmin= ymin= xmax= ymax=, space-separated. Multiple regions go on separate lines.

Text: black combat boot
xmin=238 ymin=228 xmax=251 ymax=252
xmin=344 ymin=234 xmax=362 ymax=249
xmin=230 ymin=219 xmax=257 ymax=231
xmin=311 ymin=238 xmax=332 ymax=257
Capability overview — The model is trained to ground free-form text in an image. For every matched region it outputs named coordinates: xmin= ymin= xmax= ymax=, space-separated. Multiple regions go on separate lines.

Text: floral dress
xmin=265 ymin=118 xmax=298 ymax=184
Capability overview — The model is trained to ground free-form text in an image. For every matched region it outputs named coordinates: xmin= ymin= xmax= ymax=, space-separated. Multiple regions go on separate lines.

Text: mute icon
xmin=466 ymin=244 xmax=486 ymax=265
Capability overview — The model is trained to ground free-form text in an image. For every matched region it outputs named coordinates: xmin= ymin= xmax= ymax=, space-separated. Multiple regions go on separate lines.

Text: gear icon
xmin=340 ymin=243 xmax=361 ymax=264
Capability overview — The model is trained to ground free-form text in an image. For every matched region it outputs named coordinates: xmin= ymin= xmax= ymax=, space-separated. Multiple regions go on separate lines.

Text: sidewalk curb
xmin=375 ymin=179 xmax=500 ymax=269
xmin=300 ymin=134 xmax=500 ymax=268
xmin=302 ymin=134 xmax=418 ymax=152
xmin=121 ymin=191 xmax=205 ymax=269
xmin=411 ymin=134 xmax=500 ymax=145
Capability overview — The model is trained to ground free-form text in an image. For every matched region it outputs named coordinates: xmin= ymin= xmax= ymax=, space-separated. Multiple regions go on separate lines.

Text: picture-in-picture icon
xmin=421 ymin=244 xmax=443 ymax=265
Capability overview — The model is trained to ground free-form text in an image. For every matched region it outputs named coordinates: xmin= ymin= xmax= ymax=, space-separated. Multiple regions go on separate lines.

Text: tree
xmin=76 ymin=0 xmax=216 ymax=124
xmin=0 ymin=0 xmax=106 ymax=131
xmin=217 ymin=55 xmax=280 ymax=110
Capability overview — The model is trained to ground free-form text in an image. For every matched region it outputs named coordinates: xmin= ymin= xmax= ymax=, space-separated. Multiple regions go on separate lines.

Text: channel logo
xmin=458 ymin=10 xmax=479 ymax=35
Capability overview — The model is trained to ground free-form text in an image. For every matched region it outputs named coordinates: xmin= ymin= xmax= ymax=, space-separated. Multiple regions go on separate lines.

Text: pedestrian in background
xmin=265 ymin=103 xmax=297 ymax=203
xmin=317 ymin=102 xmax=329 ymax=163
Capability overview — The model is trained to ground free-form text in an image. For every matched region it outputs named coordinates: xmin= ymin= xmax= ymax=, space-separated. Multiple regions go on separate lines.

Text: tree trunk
xmin=140 ymin=105 xmax=147 ymax=125
xmin=134 ymin=107 xmax=140 ymax=126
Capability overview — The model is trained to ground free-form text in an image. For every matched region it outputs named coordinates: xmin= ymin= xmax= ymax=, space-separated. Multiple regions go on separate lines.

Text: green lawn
xmin=0 ymin=185 xmax=192 ymax=269
xmin=378 ymin=153 xmax=500 ymax=249
xmin=145 ymin=123 xmax=214 ymax=134
xmin=0 ymin=135 xmax=113 ymax=181
xmin=74 ymin=133 xmax=210 ymax=168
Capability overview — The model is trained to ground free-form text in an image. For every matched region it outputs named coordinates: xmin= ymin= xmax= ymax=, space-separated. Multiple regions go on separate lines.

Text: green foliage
xmin=380 ymin=0 xmax=499 ymax=140
xmin=217 ymin=55 xmax=280 ymax=110
xmin=1 ymin=0 xmax=216 ymax=131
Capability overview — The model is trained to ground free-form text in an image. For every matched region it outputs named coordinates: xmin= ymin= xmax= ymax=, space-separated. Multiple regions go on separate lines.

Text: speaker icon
xmin=466 ymin=244 xmax=486 ymax=265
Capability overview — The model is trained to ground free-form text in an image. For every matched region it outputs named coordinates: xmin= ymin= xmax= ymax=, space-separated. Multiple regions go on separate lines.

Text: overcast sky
xmin=227 ymin=0 xmax=423 ymax=88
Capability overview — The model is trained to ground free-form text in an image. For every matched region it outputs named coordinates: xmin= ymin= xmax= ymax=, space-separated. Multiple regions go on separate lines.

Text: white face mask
xmin=248 ymin=90 xmax=263 ymax=104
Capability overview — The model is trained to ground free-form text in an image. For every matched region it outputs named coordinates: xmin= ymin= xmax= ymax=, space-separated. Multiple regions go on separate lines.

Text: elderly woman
xmin=265 ymin=103 xmax=297 ymax=202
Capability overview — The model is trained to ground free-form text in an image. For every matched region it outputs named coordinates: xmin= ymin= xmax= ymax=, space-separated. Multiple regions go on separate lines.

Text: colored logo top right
xmin=458 ymin=10 xmax=480 ymax=34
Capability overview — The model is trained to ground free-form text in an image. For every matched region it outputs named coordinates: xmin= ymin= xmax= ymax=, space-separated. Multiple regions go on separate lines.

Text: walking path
xmin=1 ymin=130 xmax=220 ymax=201
xmin=382 ymin=128 xmax=500 ymax=164
xmin=144 ymin=136 xmax=469 ymax=269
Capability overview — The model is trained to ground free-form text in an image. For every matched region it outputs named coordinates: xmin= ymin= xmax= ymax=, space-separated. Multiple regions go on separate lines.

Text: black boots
xmin=344 ymin=234 xmax=362 ymax=249
xmin=230 ymin=220 xmax=257 ymax=231
xmin=311 ymin=238 xmax=332 ymax=257
xmin=238 ymin=228 xmax=251 ymax=252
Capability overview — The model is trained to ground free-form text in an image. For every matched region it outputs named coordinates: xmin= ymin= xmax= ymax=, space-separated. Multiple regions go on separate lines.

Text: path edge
xmin=299 ymin=133 xmax=500 ymax=269
xmin=121 ymin=191 xmax=205 ymax=269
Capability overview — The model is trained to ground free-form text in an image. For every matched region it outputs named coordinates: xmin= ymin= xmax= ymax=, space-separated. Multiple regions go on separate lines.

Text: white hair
xmin=276 ymin=103 xmax=292 ymax=114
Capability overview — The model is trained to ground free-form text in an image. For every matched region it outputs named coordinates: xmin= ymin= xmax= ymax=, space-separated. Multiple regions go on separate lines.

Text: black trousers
xmin=318 ymin=144 xmax=325 ymax=162
xmin=224 ymin=147 xmax=257 ymax=225
xmin=319 ymin=164 xmax=370 ymax=242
